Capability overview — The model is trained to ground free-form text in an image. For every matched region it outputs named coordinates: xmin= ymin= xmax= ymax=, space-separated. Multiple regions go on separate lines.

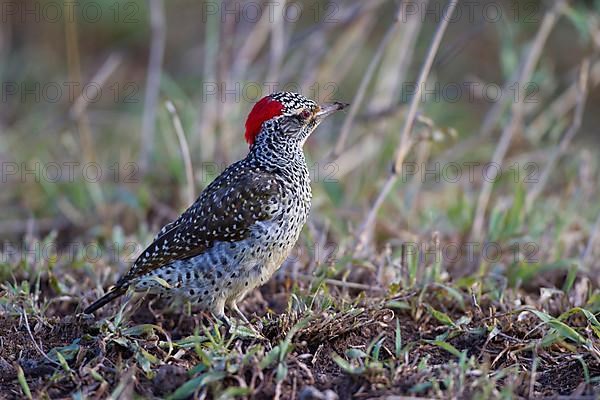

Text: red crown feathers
xmin=244 ymin=96 xmax=285 ymax=145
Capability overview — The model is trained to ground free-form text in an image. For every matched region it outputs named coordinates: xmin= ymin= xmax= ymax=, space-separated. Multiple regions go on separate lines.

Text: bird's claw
xmin=212 ymin=305 xmax=265 ymax=339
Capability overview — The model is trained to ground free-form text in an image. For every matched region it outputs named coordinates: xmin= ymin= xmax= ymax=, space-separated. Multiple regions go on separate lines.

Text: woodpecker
xmin=84 ymin=92 xmax=347 ymax=321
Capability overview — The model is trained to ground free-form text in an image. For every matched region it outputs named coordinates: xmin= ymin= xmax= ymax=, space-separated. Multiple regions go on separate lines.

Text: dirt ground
xmin=1 ymin=282 xmax=599 ymax=399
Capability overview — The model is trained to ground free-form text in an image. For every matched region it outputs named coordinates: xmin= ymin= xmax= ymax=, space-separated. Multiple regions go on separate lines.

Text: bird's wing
xmin=153 ymin=218 xmax=181 ymax=241
xmin=116 ymin=163 xmax=283 ymax=287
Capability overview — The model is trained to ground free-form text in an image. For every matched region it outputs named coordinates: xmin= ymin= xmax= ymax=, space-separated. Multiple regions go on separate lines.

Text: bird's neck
xmin=249 ymin=142 xmax=307 ymax=174
xmin=248 ymin=120 xmax=308 ymax=171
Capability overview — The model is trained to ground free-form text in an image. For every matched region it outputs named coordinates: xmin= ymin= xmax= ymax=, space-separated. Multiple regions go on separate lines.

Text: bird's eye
xmin=300 ymin=110 xmax=311 ymax=119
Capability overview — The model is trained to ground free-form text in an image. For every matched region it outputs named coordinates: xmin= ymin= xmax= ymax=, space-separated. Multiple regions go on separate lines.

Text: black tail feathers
xmin=83 ymin=286 xmax=127 ymax=314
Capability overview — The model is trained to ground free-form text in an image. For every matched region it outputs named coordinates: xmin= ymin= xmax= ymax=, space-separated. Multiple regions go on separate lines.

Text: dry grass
xmin=2 ymin=0 xmax=600 ymax=398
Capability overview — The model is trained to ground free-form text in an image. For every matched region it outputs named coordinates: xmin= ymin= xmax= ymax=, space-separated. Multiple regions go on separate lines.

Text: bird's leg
xmin=229 ymin=302 xmax=265 ymax=339
xmin=214 ymin=310 xmax=254 ymax=338
xmin=231 ymin=302 xmax=250 ymax=324
xmin=217 ymin=313 xmax=232 ymax=328
xmin=210 ymin=312 xmax=233 ymax=336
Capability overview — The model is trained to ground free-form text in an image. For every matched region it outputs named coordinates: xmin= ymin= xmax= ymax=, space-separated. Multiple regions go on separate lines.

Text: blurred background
xmin=4 ymin=0 xmax=600 ymax=398
xmin=1 ymin=0 xmax=600 ymax=300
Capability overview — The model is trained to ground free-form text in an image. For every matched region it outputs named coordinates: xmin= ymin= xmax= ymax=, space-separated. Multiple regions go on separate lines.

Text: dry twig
xmin=525 ymin=58 xmax=590 ymax=211
xmin=354 ymin=0 xmax=459 ymax=255
xmin=22 ymin=310 xmax=59 ymax=367
xmin=139 ymin=0 xmax=166 ymax=173
xmin=69 ymin=53 xmax=123 ymax=119
xmin=331 ymin=1 xmax=402 ymax=158
xmin=166 ymin=100 xmax=195 ymax=206
xmin=471 ymin=2 xmax=565 ymax=239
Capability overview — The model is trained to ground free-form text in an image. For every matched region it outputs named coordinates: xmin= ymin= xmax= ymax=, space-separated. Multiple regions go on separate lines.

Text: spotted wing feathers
xmin=84 ymin=162 xmax=282 ymax=313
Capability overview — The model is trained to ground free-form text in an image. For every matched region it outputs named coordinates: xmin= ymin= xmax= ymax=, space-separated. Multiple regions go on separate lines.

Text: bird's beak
xmin=315 ymin=102 xmax=349 ymax=120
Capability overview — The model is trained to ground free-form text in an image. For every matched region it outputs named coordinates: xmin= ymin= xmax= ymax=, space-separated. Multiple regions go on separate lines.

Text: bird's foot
xmin=231 ymin=303 xmax=250 ymax=324
xmin=224 ymin=304 xmax=265 ymax=339
xmin=213 ymin=313 xmax=232 ymax=329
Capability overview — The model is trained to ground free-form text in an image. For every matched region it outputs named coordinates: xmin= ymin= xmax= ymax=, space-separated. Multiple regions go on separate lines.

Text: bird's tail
xmin=84 ymin=286 xmax=127 ymax=314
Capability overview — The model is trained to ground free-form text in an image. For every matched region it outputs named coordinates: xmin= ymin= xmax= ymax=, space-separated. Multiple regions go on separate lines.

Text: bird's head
xmin=244 ymin=91 xmax=348 ymax=148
